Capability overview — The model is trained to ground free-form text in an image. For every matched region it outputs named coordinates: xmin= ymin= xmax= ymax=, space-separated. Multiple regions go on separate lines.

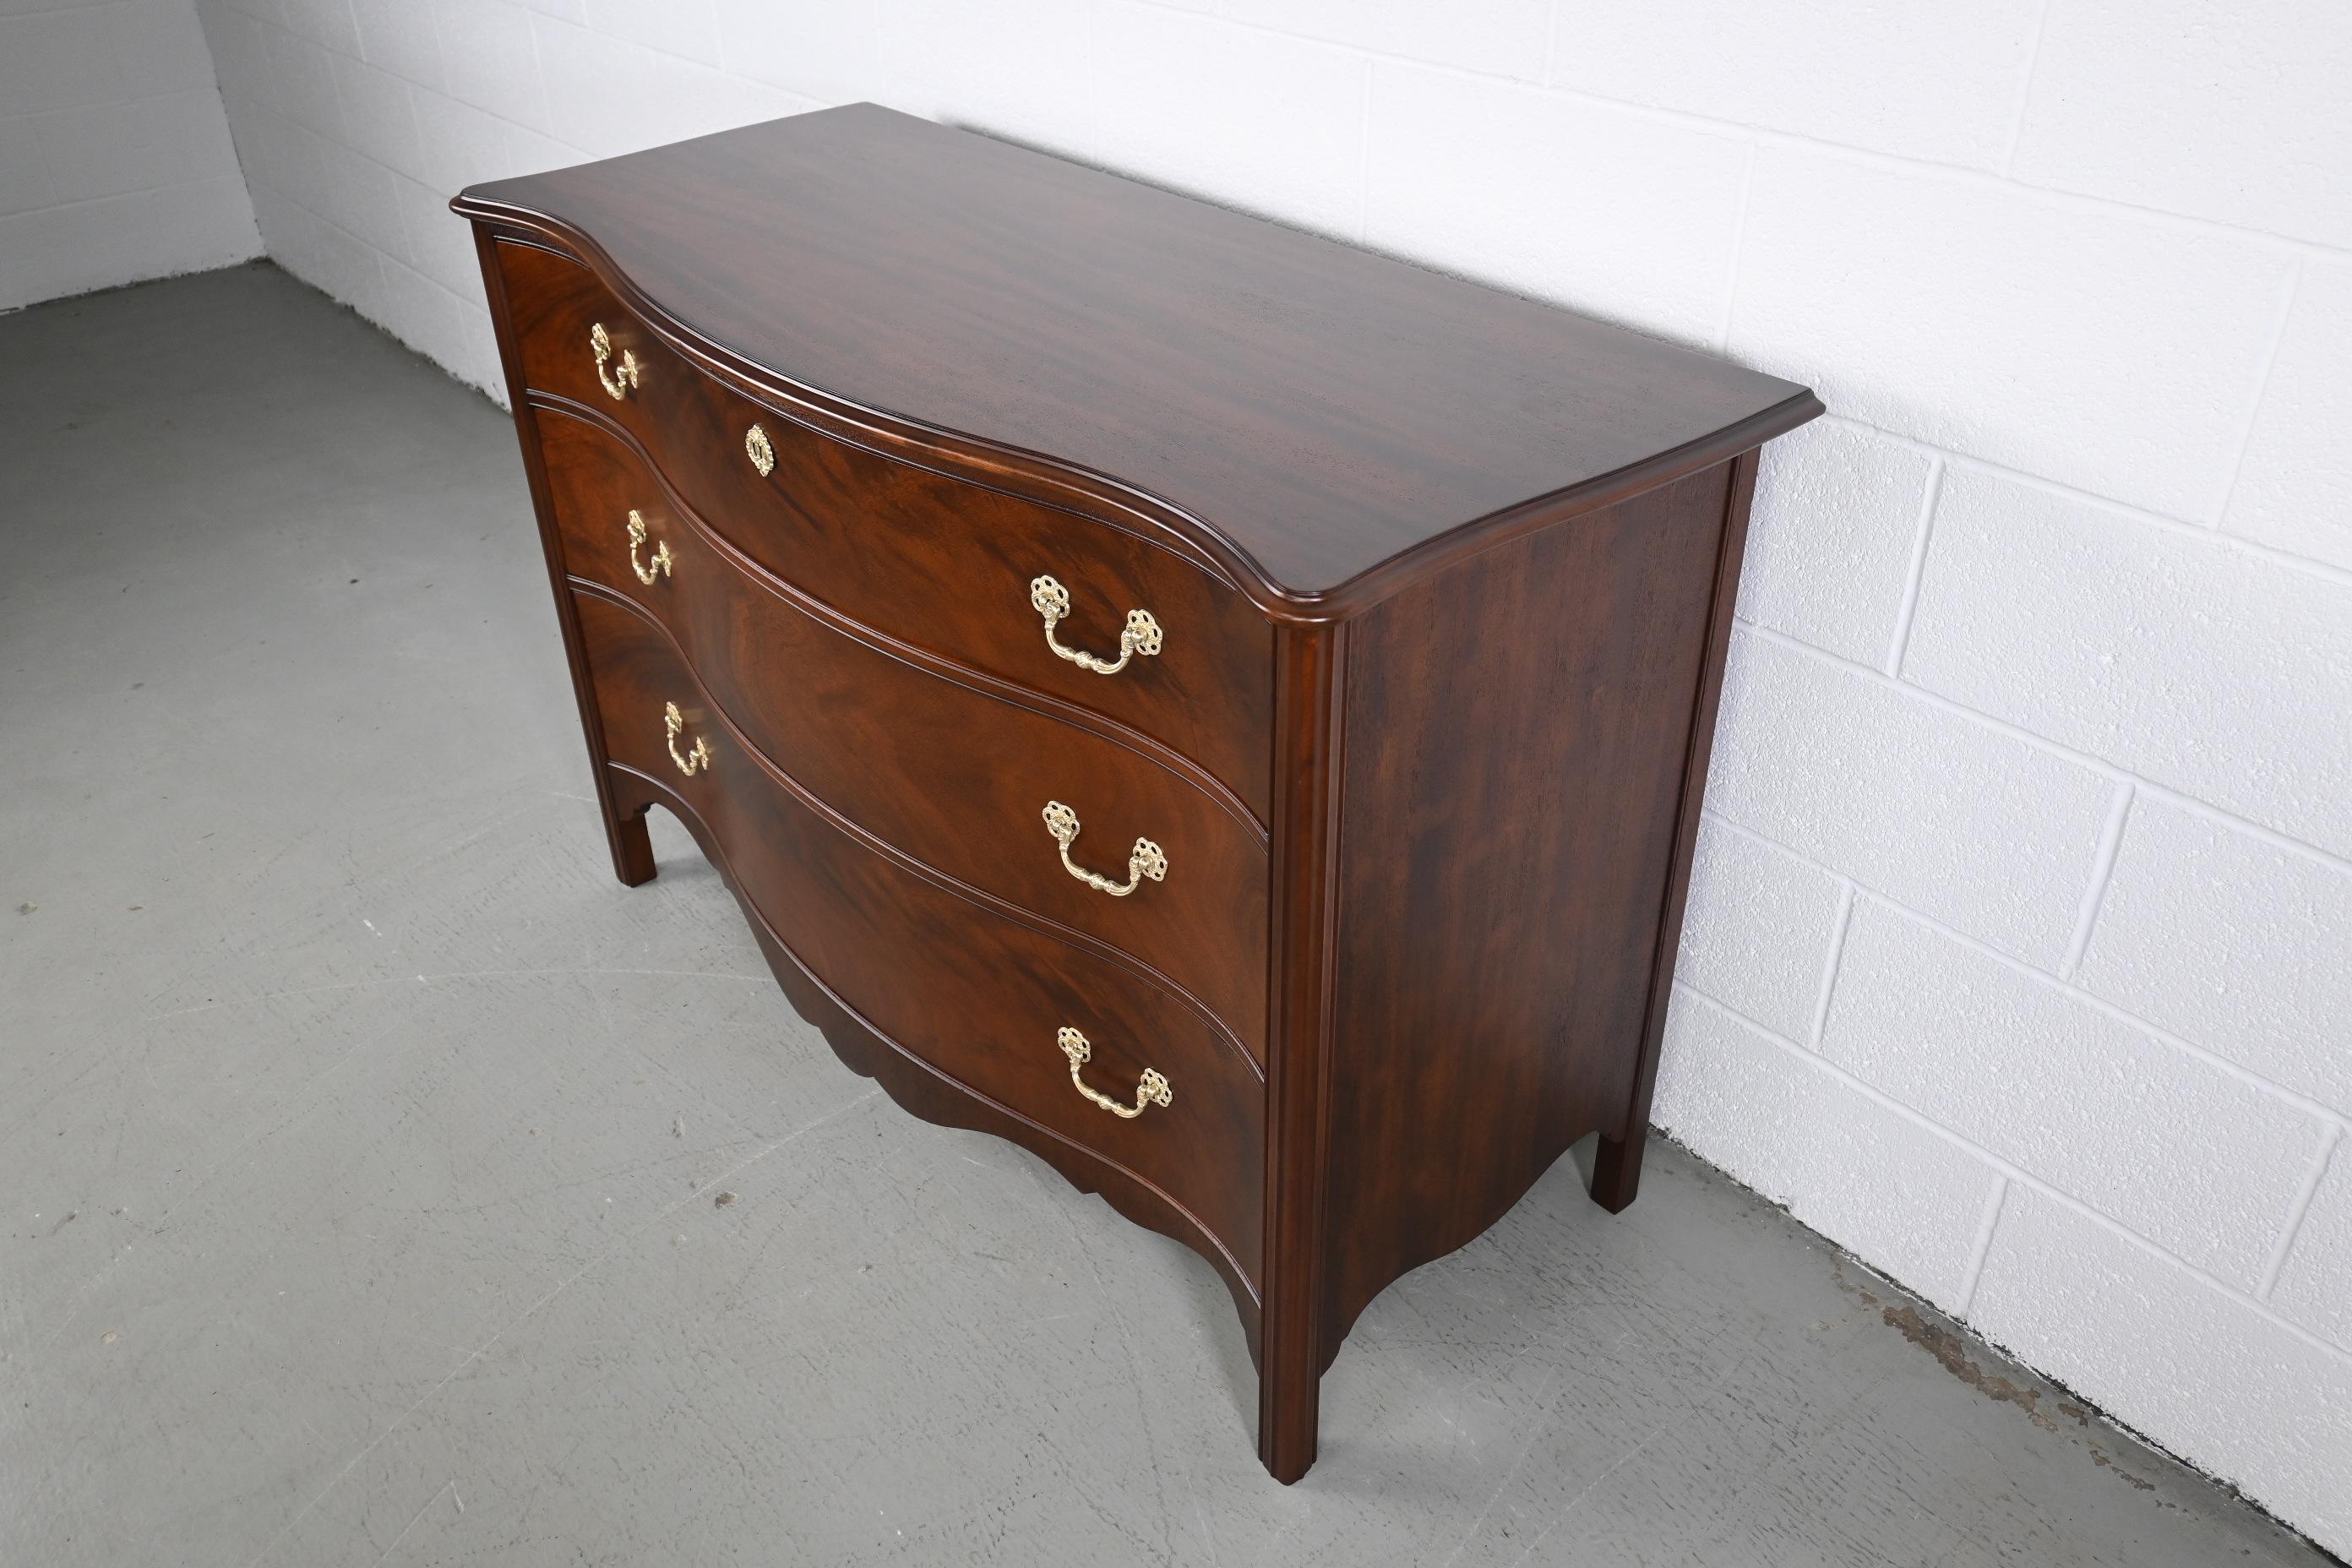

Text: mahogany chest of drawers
xmin=455 ymin=104 xmax=1819 ymax=1481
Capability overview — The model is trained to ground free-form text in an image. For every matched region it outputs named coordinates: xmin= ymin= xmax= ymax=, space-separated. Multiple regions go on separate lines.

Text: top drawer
xmin=494 ymin=239 xmax=1274 ymax=823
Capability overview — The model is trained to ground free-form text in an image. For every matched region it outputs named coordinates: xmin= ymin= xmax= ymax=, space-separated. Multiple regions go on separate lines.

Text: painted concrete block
xmin=259 ymin=17 xmax=346 ymax=138
xmin=1655 ymin=988 xmax=1999 ymax=1311
xmin=1213 ymin=0 xmax=1552 ymax=81
xmin=1674 ymin=816 xmax=1845 ymax=1043
xmin=0 ymin=9 xmax=124 ymax=121
xmin=1904 ymin=469 xmax=2352 ymax=859
xmin=877 ymin=0 xmax=1102 ymax=161
xmin=1971 ymin=1185 xmax=2352 ymax=1557
xmin=2227 ymin=258 xmax=2352 ymax=572
xmin=1551 ymin=0 xmax=2042 ymax=169
xmin=1731 ymin=147 xmax=2291 ymax=521
xmin=2271 ymin=1147 xmax=2352 ymax=1354
xmin=394 ymin=172 xmax=484 ymax=301
xmin=1824 ymin=899 xmax=2328 ymax=1290
xmin=279 ymin=0 xmax=362 ymax=56
xmin=2012 ymin=0 xmax=2352 ymax=248
xmin=1365 ymin=63 xmax=1748 ymax=346
xmin=532 ymin=19 xmax=804 ymax=161
xmin=2077 ymin=798 xmax=2352 ymax=1117
xmin=1088 ymin=1 xmax=1364 ymax=240
xmin=35 ymin=93 xmax=240 ymax=205
xmin=586 ymin=0 xmax=722 ymax=68
xmin=434 ymin=0 xmax=552 ymax=134
xmin=112 ymin=0 xmax=231 ymax=96
xmin=331 ymin=53 xmax=426 ymax=185
xmin=1707 ymin=629 xmax=2112 ymax=966
xmin=0 ymin=117 xmax=55 ymax=219
xmin=350 ymin=0 xmax=445 ymax=92
xmin=410 ymin=87 xmax=583 ymax=200
xmin=1737 ymin=417 xmax=1934 ymax=667
xmin=715 ymin=0 xmax=884 ymax=105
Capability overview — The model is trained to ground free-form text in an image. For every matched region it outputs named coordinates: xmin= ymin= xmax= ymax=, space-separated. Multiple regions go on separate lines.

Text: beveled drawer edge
xmin=579 ymin=580 xmax=1266 ymax=1081
xmin=611 ymin=759 xmax=1264 ymax=1301
xmin=536 ymin=395 xmax=1270 ymax=844
xmin=482 ymin=226 xmax=1255 ymax=600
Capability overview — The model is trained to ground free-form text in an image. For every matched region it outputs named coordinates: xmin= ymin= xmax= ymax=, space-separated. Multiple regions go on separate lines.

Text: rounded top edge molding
xmin=455 ymin=199 xmax=1296 ymax=602
xmin=455 ymin=106 xmax=1816 ymax=623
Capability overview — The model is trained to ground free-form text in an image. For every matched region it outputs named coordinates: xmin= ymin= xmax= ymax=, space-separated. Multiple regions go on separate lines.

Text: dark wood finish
xmin=1591 ymin=447 xmax=1764 ymax=1215
xmin=455 ymin=104 xmax=1815 ymax=612
xmin=1316 ymin=460 xmax=1739 ymax=1361
xmin=472 ymin=223 xmax=655 ymax=890
xmin=536 ymin=405 xmax=1270 ymax=1061
xmin=574 ymin=589 xmax=1267 ymax=1298
xmin=459 ymin=104 xmax=1819 ymax=1482
xmin=1257 ymin=620 xmax=1348 ymax=1484
xmin=670 ymin=787 xmax=1266 ymax=1365
xmin=498 ymin=237 xmax=1275 ymax=822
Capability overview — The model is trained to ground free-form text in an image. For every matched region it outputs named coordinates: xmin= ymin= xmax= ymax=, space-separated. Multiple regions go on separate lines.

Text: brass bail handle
xmin=1042 ymin=801 xmax=1165 ymax=897
xmin=591 ymin=322 xmax=640 ymax=400
xmin=664 ymin=701 xmax=711 ymax=776
xmin=1029 ymin=575 xmax=1162 ymax=675
xmin=1058 ymin=1027 xmax=1171 ymax=1119
xmin=626 ymin=510 xmax=672 ymax=584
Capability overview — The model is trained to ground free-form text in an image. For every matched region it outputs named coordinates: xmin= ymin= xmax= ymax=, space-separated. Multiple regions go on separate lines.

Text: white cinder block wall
xmin=182 ymin=0 xmax=2352 ymax=1549
xmin=0 ymin=0 xmax=259 ymax=313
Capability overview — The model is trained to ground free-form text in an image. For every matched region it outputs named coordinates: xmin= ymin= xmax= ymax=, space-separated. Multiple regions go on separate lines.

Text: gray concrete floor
xmin=0 ymin=263 xmax=2331 ymax=1568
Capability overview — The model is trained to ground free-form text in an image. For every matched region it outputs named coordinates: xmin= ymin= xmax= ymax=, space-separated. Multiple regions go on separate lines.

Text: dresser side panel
xmin=1318 ymin=461 xmax=1736 ymax=1356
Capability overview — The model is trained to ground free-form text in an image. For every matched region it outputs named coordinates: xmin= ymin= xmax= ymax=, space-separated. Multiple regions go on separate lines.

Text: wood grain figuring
xmin=1592 ymin=448 xmax=1764 ymax=1216
xmin=1258 ymin=619 xmax=1348 ymax=1484
xmin=574 ymin=589 xmax=1266 ymax=1300
xmin=536 ymin=405 xmax=1270 ymax=1063
xmin=455 ymin=104 xmax=1816 ymax=610
xmin=1319 ymin=462 xmax=1735 ymax=1359
xmin=498 ymin=237 xmax=1276 ymax=819
xmin=471 ymin=223 xmax=656 ymax=890
xmin=459 ymin=105 xmax=1819 ymax=1481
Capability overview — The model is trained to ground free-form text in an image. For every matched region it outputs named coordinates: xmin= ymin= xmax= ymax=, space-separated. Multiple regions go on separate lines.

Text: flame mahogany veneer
xmin=455 ymin=103 xmax=1820 ymax=1481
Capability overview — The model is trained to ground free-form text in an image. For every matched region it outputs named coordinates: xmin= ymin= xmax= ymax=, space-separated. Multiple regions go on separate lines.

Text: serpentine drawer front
xmin=497 ymin=237 xmax=1276 ymax=821
xmin=456 ymin=103 xmax=1821 ymax=1482
xmin=571 ymin=589 xmax=1267 ymax=1284
xmin=536 ymin=406 xmax=1271 ymax=1059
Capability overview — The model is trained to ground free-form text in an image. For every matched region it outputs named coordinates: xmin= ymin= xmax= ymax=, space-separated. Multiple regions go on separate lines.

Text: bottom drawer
xmin=574 ymin=588 xmax=1266 ymax=1286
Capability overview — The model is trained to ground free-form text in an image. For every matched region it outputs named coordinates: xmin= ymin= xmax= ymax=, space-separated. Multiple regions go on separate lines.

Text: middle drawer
xmin=538 ymin=404 xmax=1270 ymax=1060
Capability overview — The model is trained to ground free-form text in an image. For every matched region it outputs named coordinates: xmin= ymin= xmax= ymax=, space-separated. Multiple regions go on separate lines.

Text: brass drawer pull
xmin=664 ymin=701 xmax=712 ymax=776
xmin=1042 ymin=801 xmax=1164 ymax=896
xmin=626 ymin=510 xmax=672 ymax=584
xmin=744 ymin=423 xmax=775 ymax=476
xmin=1029 ymin=575 xmax=1162 ymax=675
xmin=590 ymin=322 xmax=640 ymax=400
xmin=1058 ymin=1027 xmax=1171 ymax=1119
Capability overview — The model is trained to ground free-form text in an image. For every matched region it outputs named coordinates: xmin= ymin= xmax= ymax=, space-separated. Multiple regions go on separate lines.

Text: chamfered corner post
xmin=1257 ymin=617 xmax=1348 ymax=1484
xmin=1588 ymin=447 xmax=1765 ymax=1218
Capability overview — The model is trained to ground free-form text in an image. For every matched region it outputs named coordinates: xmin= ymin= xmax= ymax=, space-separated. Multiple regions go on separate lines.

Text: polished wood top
xmin=457 ymin=103 xmax=1817 ymax=606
